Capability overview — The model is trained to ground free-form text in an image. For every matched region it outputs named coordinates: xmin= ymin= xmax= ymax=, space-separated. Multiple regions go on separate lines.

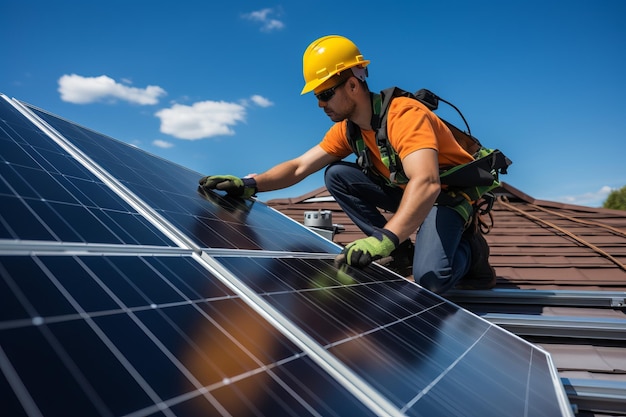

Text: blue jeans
xmin=324 ymin=161 xmax=471 ymax=293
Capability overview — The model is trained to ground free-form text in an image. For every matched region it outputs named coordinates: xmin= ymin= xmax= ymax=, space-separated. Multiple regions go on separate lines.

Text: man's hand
xmin=198 ymin=175 xmax=257 ymax=198
xmin=334 ymin=228 xmax=399 ymax=268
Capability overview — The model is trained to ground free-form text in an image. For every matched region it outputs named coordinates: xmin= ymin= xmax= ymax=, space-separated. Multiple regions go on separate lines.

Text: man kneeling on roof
xmin=199 ymin=35 xmax=497 ymax=294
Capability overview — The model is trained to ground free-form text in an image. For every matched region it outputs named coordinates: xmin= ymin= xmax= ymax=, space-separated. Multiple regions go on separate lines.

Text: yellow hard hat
xmin=300 ymin=35 xmax=370 ymax=95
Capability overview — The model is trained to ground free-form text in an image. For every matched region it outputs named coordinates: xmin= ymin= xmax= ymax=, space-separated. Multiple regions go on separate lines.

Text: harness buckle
xmin=357 ymin=149 xmax=372 ymax=175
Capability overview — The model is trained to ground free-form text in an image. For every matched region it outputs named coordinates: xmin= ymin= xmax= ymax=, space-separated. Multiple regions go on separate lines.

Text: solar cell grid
xmin=214 ymin=256 xmax=568 ymax=416
xmin=0 ymin=254 xmax=377 ymax=417
xmin=0 ymin=100 xmax=175 ymax=247
xmin=27 ymin=104 xmax=339 ymax=253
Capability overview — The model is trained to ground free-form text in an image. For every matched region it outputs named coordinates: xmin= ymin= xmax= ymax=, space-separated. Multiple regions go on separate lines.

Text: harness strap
xmin=376 ymin=88 xmax=408 ymax=184
xmin=348 ymin=93 xmax=400 ymax=184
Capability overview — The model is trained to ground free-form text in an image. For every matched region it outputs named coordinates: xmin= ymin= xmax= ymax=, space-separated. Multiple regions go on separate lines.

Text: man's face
xmin=314 ymin=77 xmax=356 ymax=122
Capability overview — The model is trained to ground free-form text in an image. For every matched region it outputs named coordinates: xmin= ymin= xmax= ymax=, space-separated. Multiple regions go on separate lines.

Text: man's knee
xmin=324 ymin=164 xmax=342 ymax=195
xmin=324 ymin=161 xmax=361 ymax=191
xmin=324 ymin=162 xmax=341 ymax=182
xmin=325 ymin=161 xmax=353 ymax=178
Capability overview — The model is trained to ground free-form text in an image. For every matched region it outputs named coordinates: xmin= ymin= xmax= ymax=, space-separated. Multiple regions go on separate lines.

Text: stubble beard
xmin=326 ymin=100 xmax=356 ymax=123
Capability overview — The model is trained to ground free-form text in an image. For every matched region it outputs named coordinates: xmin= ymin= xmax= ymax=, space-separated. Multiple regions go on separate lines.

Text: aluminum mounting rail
xmin=445 ymin=289 xmax=626 ymax=308
xmin=482 ymin=313 xmax=626 ymax=340
xmin=561 ymin=378 xmax=626 ymax=415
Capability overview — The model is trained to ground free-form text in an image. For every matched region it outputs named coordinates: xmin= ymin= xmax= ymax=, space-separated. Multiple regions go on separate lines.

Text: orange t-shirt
xmin=319 ymin=96 xmax=473 ymax=184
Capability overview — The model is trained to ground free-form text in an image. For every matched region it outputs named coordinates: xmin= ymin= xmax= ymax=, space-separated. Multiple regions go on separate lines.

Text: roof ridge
xmin=266 ymin=185 xmax=328 ymax=205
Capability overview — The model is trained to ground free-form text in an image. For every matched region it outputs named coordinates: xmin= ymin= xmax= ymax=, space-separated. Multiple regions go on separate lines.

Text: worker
xmin=199 ymin=35 xmax=496 ymax=294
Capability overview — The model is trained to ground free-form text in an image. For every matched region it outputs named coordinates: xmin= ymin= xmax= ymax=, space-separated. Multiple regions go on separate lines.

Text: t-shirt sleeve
xmin=319 ymin=121 xmax=353 ymax=159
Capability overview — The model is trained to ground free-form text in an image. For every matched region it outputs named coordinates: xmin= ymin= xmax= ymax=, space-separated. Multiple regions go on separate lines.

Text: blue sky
xmin=3 ymin=1 xmax=625 ymax=207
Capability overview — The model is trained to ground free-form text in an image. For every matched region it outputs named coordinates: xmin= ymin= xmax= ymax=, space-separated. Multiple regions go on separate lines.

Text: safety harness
xmin=345 ymin=87 xmax=512 ymax=227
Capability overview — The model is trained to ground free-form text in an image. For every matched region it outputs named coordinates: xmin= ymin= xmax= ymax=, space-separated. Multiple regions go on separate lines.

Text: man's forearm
xmin=253 ymin=145 xmax=338 ymax=193
xmin=253 ymin=159 xmax=305 ymax=192
xmin=384 ymin=178 xmax=441 ymax=242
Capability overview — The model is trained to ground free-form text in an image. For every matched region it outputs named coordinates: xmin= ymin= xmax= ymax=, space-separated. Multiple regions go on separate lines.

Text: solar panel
xmin=0 ymin=93 xmax=573 ymax=416
xmin=26 ymin=104 xmax=338 ymax=254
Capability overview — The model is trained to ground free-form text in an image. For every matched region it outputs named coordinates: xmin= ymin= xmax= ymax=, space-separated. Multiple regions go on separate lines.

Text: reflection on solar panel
xmin=0 ymin=93 xmax=573 ymax=416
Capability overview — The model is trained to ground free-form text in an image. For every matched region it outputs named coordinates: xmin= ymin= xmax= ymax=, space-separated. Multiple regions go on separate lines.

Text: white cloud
xmin=155 ymin=100 xmax=246 ymax=140
xmin=242 ymin=8 xmax=284 ymax=32
xmin=58 ymin=74 xmax=166 ymax=105
xmin=250 ymin=95 xmax=274 ymax=108
xmin=553 ymin=185 xmax=612 ymax=207
xmin=152 ymin=139 xmax=174 ymax=148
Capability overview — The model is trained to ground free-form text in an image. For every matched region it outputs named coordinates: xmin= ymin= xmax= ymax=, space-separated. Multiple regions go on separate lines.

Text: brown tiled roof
xmin=268 ymin=182 xmax=626 ymax=416
xmin=267 ymin=182 xmax=626 ymax=288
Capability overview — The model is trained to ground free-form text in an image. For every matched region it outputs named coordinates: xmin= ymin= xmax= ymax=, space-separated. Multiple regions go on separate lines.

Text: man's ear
xmin=348 ymin=78 xmax=358 ymax=92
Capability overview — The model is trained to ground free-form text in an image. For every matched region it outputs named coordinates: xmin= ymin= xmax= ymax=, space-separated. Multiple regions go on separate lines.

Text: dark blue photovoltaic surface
xmin=0 ymin=99 xmax=175 ymax=246
xmin=215 ymin=256 xmax=566 ymax=417
xmin=27 ymin=105 xmax=339 ymax=254
xmin=0 ymin=254 xmax=376 ymax=417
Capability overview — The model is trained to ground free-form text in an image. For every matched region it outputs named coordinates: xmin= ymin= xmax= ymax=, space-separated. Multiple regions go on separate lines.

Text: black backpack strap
xmin=376 ymin=88 xmax=413 ymax=183
xmin=346 ymin=92 xmax=382 ymax=155
xmin=346 ymin=92 xmax=386 ymax=178
xmin=345 ymin=119 xmax=362 ymax=155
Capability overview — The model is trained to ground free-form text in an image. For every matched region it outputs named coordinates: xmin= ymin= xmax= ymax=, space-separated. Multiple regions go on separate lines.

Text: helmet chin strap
xmin=351 ymin=65 xmax=368 ymax=82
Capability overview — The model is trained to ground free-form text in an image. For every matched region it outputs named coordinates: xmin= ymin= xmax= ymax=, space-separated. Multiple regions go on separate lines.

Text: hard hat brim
xmin=300 ymin=60 xmax=370 ymax=95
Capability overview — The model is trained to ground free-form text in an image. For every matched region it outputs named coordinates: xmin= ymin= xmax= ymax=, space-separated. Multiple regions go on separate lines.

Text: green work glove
xmin=334 ymin=228 xmax=399 ymax=268
xmin=198 ymin=175 xmax=257 ymax=199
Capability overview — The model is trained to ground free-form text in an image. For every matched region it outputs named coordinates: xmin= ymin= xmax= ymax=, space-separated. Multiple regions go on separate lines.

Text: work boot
xmin=376 ymin=239 xmax=414 ymax=277
xmin=456 ymin=230 xmax=497 ymax=290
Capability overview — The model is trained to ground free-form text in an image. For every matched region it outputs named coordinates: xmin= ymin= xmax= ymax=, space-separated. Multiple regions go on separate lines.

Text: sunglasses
xmin=315 ymin=78 xmax=348 ymax=102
